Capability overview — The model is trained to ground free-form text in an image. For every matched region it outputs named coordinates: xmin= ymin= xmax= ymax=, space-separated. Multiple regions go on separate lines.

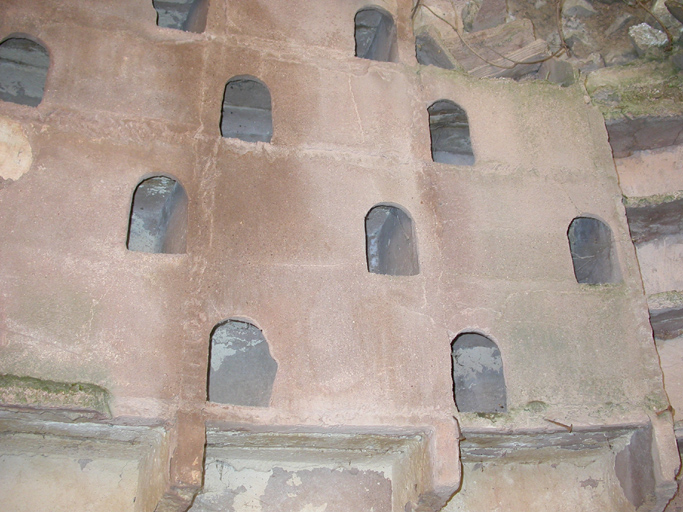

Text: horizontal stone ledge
xmin=0 ymin=374 xmax=111 ymax=418
xmin=606 ymin=115 xmax=683 ymax=157
xmin=460 ymin=424 xmax=649 ymax=461
xmin=624 ymin=195 xmax=683 ymax=244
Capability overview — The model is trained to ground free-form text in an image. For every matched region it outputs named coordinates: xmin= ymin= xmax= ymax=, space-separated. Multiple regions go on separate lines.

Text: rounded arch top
xmin=221 ymin=75 xmax=273 ymax=143
xmin=207 ymin=317 xmax=278 ymax=408
xmin=132 ymin=172 xmax=186 ymax=189
xmin=365 ymin=203 xmax=419 ymax=276
xmin=567 ymin=215 xmax=621 ymax=285
xmin=0 ymin=32 xmax=51 ymax=55
xmin=126 ymin=175 xmax=188 ymax=254
xmin=354 ymin=5 xmax=397 ymax=62
xmin=451 ymin=331 xmax=507 ymax=413
xmin=0 ymin=34 xmax=50 ymax=107
xmin=451 ymin=330 xmax=499 ymax=349
xmin=366 ymin=201 xmax=414 ymax=218
xmin=225 ymin=74 xmax=270 ymax=89
xmin=210 ymin=316 xmax=265 ymax=336
xmin=428 ymin=99 xmax=474 ymax=166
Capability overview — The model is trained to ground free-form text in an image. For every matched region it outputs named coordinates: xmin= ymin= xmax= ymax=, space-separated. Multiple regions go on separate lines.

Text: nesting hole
xmin=354 ymin=6 xmax=397 ymax=62
xmin=207 ymin=319 xmax=278 ymax=407
xmin=365 ymin=204 xmax=419 ymax=276
xmin=220 ymin=76 xmax=273 ymax=143
xmin=567 ymin=216 xmax=621 ymax=284
xmin=127 ymin=176 xmax=188 ymax=254
xmin=0 ymin=37 xmax=49 ymax=107
xmin=428 ymin=100 xmax=474 ymax=165
xmin=452 ymin=332 xmax=507 ymax=413
xmin=152 ymin=0 xmax=209 ymax=32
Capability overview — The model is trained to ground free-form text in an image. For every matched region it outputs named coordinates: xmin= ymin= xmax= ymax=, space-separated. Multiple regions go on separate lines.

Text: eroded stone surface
xmin=190 ymin=462 xmax=391 ymax=512
xmin=0 ymin=416 xmax=168 ymax=512
xmin=190 ymin=429 xmax=428 ymax=512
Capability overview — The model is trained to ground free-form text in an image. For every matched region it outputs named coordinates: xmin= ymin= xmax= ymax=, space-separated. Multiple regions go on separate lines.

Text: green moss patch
xmin=586 ymin=61 xmax=683 ymax=120
xmin=623 ymin=191 xmax=683 ymax=208
xmin=0 ymin=374 xmax=110 ymax=417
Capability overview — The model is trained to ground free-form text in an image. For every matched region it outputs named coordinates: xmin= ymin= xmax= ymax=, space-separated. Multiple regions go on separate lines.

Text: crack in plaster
xmin=347 ymin=76 xmax=365 ymax=144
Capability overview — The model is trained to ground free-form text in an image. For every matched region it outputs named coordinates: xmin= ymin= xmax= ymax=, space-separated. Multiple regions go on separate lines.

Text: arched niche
xmin=567 ymin=216 xmax=621 ymax=284
xmin=428 ymin=100 xmax=474 ymax=165
xmin=220 ymin=75 xmax=273 ymax=143
xmin=0 ymin=36 xmax=49 ymax=107
xmin=207 ymin=319 xmax=278 ymax=407
xmin=365 ymin=204 xmax=419 ymax=276
xmin=452 ymin=332 xmax=507 ymax=413
xmin=152 ymin=0 xmax=209 ymax=33
xmin=127 ymin=176 xmax=188 ymax=254
xmin=354 ymin=6 xmax=397 ymax=62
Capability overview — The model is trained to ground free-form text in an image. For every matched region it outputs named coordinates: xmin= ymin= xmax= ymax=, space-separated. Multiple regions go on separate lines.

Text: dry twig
xmin=635 ymin=0 xmax=674 ymax=51
xmin=413 ymin=1 xmax=567 ymax=71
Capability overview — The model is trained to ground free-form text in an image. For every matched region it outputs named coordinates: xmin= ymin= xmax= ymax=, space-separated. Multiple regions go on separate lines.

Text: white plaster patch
xmin=299 ymin=504 xmax=327 ymax=512
xmin=198 ymin=460 xmax=272 ymax=512
xmin=210 ymin=321 xmax=266 ymax=372
xmin=210 ymin=343 xmax=237 ymax=372
xmin=287 ymin=473 xmax=302 ymax=486
xmin=635 ymin=238 xmax=683 ymax=295
xmin=0 ymin=116 xmax=32 ymax=181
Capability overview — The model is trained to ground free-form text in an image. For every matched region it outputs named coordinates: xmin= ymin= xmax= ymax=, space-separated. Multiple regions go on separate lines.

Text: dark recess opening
xmin=365 ymin=204 xmax=419 ymax=276
xmin=127 ymin=176 xmax=188 ymax=254
xmin=452 ymin=332 xmax=507 ymax=413
xmin=428 ymin=100 xmax=474 ymax=165
xmin=567 ymin=216 xmax=621 ymax=284
xmin=220 ymin=76 xmax=273 ymax=143
xmin=0 ymin=37 xmax=49 ymax=107
xmin=207 ymin=319 xmax=278 ymax=407
xmin=354 ymin=6 xmax=397 ymax=62
xmin=415 ymin=30 xmax=455 ymax=70
xmin=152 ymin=0 xmax=209 ymax=33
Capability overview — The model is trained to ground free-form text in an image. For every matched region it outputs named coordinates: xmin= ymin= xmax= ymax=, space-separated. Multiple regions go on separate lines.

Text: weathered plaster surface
xmin=616 ymin=146 xmax=683 ymax=199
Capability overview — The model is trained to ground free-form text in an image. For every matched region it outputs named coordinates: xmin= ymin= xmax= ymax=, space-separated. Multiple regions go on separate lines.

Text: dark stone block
xmin=615 ymin=427 xmax=656 ymax=511
xmin=415 ymin=31 xmax=456 ymax=70
xmin=625 ymin=197 xmax=683 ymax=245
xmin=606 ymin=115 xmax=683 ymax=157
xmin=650 ymin=307 xmax=683 ymax=340
xmin=471 ymin=0 xmax=507 ymax=32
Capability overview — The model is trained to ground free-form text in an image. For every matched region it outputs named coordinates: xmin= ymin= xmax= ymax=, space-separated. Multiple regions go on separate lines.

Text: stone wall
xmin=0 ymin=0 xmax=678 ymax=511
